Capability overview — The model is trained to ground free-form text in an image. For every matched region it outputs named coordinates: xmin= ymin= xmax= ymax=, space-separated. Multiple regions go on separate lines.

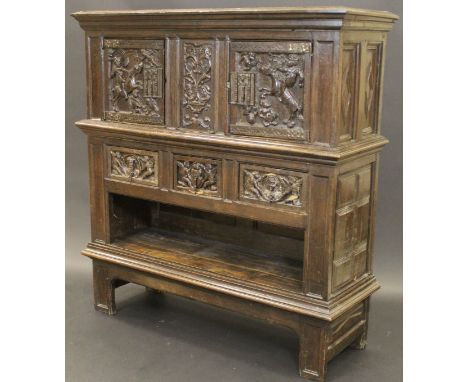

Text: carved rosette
xmin=229 ymin=42 xmax=310 ymax=140
xmin=109 ymin=149 xmax=158 ymax=185
xmin=182 ymin=42 xmax=213 ymax=130
xmin=104 ymin=39 xmax=164 ymax=124
xmin=242 ymin=170 xmax=303 ymax=207
xmin=176 ymin=160 xmax=218 ymax=195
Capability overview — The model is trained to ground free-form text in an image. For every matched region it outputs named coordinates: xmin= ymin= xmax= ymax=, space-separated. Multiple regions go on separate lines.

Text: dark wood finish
xmin=73 ymin=6 xmax=397 ymax=381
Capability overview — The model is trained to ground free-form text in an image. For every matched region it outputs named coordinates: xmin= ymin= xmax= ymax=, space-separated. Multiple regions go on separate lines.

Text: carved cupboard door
xmin=102 ymin=39 xmax=165 ymax=125
xmin=228 ymin=41 xmax=312 ymax=141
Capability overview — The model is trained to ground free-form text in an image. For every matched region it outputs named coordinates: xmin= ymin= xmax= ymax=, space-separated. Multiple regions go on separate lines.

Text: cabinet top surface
xmin=72 ymin=6 xmax=398 ymax=21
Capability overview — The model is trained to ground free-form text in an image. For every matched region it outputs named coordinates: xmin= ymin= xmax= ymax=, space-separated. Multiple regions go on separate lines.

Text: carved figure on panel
xmin=109 ymin=49 xmax=161 ymax=115
xmin=237 ymin=52 xmax=304 ymax=128
xmin=243 ymin=170 xmax=303 ymax=207
xmin=104 ymin=40 xmax=164 ymax=124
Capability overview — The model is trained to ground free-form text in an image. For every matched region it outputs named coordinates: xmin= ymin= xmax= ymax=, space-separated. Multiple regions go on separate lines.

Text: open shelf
xmin=105 ymin=193 xmax=305 ymax=295
xmin=111 ymin=227 xmax=303 ymax=293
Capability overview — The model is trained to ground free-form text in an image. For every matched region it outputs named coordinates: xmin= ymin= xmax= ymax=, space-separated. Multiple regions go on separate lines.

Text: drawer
xmin=106 ymin=146 xmax=159 ymax=186
xmin=238 ymin=163 xmax=306 ymax=210
xmin=173 ymin=155 xmax=222 ymax=197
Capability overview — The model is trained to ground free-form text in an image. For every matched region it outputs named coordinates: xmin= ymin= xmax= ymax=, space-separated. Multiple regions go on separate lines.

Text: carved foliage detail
xmin=104 ymin=40 xmax=164 ymax=124
xmin=109 ymin=150 xmax=158 ymax=184
xmin=182 ymin=43 xmax=213 ymax=130
xmin=242 ymin=170 xmax=303 ymax=207
xmin=176 ymin=160 xmax=218 ymax=194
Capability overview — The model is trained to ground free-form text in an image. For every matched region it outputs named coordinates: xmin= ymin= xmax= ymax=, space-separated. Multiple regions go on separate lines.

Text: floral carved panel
xmin=229 ymin=42 xmax=311 ymax=141
xmin=175 ymin=157 xmax=219 ymax=196
xmin=107 ymin=147 xmax=159 ymax=186
xmin=181 ymin=42 xmax=214 ymax=131
xmin=240 ymin=166 xmax=304 ymax=208
xmin=103 ymin=39 xmax=164 ymax=124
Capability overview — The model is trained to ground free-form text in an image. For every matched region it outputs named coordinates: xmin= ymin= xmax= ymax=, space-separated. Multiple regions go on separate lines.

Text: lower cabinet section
xmin=85 ymin=139 xmax=381 ymax=382
xmin=102 ymin=143 xmax=376 ymax=298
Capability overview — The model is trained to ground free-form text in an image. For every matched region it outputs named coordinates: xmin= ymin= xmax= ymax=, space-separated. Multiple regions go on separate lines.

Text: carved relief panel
xmin=174 ymin=155 xmax=220 ymax=196
xmin=106 ymin=146 xmax=159 ymax=186
xmin=103 ymin=39 xmax=165 ymax=124
xmin=181 ymin=41 xmax=215 ymax=131
xmin=239 ymin=164 xmax=305 ymax=209
xmin=332 ymin=166 xmax=372 ymax=291
xmin=339 ymin=44 xmax=359 ymax=143
xmin=229 ymin=41 xmax=311 ymax=141
xmin=362 ymin=43 xmax=382 ymax=136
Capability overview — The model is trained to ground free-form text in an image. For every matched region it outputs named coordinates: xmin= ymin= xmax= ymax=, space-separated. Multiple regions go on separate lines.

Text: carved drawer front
xmin=229 ymin=41 xmax=311 ymax=141
xmin=174 ymin=155 xmax=221 ymax=197
xmin=239 ymin=164 xmax=306 ymax=209
xmin=106 ymin=146 xmax=159 ymax=186
xmin=102 ymin=39 xmax=165 ymax=125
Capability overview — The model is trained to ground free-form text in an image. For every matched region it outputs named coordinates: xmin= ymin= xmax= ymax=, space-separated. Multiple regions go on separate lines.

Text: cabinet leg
xmin=350 ymin=298 xmax=370 ymax=350
xmin=298 ymin=322 xmax=327 ymax=381
xmin=93 ymin=262 xmax=116 ymax=315
xmin=350 ymin=329 xmax=368 ymax=350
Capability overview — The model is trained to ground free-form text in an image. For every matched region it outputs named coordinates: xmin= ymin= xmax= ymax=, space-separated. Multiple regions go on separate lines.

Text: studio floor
xmin=66 ymin=264 xmax=402 ymax=382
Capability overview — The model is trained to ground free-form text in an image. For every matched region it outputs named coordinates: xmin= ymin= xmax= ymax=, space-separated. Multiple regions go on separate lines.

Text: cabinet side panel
xmin=303 ymin=166 xmax=337 ymax=297
xmin=310 ymin=32 xmax=340 ymax=147
xmin=341 ymin=31 xmax=387 ymax=142
xmin=332 ymin=164 xmax=373 ymax=292
xmin=339 ymin=44 xmax=360 ymax=144
xmin=361 ymin=42 xmax=383 ymax=137
xmin=88 ymin=138 xmax=109 ymax=243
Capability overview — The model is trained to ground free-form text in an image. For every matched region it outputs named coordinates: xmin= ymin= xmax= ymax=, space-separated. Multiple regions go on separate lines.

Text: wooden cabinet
xmin=73 ymin=7 xmax=398 ymax=381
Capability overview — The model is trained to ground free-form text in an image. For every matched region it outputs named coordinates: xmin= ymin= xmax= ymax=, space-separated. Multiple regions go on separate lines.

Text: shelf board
xmin=112 ymin=228 xmax=303 ymax=294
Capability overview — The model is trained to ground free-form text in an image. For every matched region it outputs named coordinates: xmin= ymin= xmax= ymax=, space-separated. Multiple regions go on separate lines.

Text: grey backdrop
xmin=66 ymin=1 xmax=402 ymax=381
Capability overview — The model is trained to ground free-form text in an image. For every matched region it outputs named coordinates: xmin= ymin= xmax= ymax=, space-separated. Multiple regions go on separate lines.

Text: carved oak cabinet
xmin=73 ymin=7 xmax=397 ymax=381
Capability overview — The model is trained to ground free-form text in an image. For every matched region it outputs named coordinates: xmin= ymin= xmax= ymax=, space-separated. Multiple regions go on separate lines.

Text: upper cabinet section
xmin=73 ymin=7 xmax=397 ymax=148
